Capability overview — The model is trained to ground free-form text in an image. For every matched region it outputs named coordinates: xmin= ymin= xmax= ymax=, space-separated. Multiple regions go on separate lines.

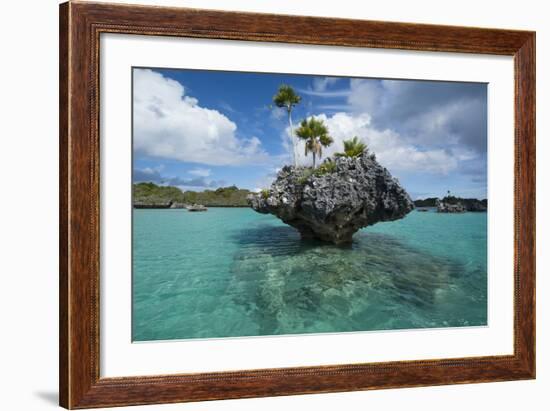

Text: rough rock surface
xmin=436 ymin=199 xmax=466 ymax=213
xmin=435 ymin=198 xmax=487 ymax=213
xmin=247 ymin=152 xmax=414 ymax=244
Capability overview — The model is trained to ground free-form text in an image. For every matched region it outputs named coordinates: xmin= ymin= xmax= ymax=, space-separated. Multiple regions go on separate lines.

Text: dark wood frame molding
xmin=59 ymin=1 xmax=536 ymax=408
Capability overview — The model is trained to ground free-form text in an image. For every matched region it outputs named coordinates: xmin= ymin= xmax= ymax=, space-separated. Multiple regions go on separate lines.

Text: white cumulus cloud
xmin=346 ymin=79 xmax=487 ymax=154
xmin=133 ymin=69 xmax=269 ymax=166
xmin=289 ymin=112 xmax=458 ymax=175
xmin=188 ymin=168 xmax=211 ymax=177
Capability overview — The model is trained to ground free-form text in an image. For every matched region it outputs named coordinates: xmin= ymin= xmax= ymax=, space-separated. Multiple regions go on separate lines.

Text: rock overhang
xmin=248 ymin=152 xmax=414 ymax=244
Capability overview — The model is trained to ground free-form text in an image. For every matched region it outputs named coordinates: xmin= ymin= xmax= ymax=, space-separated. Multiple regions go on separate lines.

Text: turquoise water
xmin=132 ymin=208 xmax=487 ymax=341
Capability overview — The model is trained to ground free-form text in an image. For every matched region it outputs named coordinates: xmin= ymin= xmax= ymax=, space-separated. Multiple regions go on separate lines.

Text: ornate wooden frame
xmin=59 ymin=1 xmax=536 ymax=408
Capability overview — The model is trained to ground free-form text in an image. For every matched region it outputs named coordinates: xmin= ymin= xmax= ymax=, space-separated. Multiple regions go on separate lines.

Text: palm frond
xmin=294 ymin=116 xmax=334 ymax=167
xmin=273 ymin=84 xmax=301 ymax=110
xmin=320 ymin=134 xmax=333 ymax=147
xmin=336 ymin=136 xmax=367 ymax=158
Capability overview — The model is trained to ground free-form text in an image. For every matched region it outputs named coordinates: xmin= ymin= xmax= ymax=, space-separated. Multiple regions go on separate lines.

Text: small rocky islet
xmin=435 ymin=197 xmax=487 ymax=213
xmin=247 ymin=151 xmax=414 ymax=245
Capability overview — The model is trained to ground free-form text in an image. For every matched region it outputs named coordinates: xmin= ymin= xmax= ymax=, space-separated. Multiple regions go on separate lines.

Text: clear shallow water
xmin=132 ymin=208 xmax=487 ymax=341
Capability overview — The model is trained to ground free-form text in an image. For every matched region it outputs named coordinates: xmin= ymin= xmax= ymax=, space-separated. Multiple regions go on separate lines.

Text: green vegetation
xmin=133 ymin=182 xmax=185 ymax=206
xmin=314 ymin=159 xmax=337 ymax=176
xmin=440 ymin=195 xmax=461 ymax=205
xmin=133 ymin=182 xmax=253 ymax=207
xmin=261 ymin=189 xmax=270 ymax=199
xmin=297 ymin=168 xmax=315 ymax=185
xmin=413 ymin=197 xmax=438 ymax=207
xmin=295 ymin=159 xmax=337 ymax=185
xmin=273 ymin=85 xmax=301 ymax=167
xmin=295 ymin=117 xmax=334 ymax=168
xmin=186 ymin=185 xmax=252 ymax=206
xmin=335 ymin=136 xmax=368 ymax=158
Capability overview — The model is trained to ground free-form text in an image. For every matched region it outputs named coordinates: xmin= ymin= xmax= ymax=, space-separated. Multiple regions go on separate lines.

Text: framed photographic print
xmin=59 ymin=1 xmax=535 ymax=409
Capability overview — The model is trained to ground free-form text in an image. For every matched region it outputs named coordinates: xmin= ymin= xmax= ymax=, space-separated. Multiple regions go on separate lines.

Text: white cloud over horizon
xmin=286 ymin=112 xmax=459 ymax=175
xmin=282 ymin=77 xmax=487 ymax=183
xmin=346 ymin=79 xmax=487 ymax=154
xmin=133 ymin=69 xmax=269 ymax=166
xmin=188 ymin=168 xmax=211 ymax=177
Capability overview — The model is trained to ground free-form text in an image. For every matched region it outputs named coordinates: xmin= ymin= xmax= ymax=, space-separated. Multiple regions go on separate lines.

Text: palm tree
xmin=273 ymin=85 xmax=301 ymax=167
xmin=335 ymin=136 xmax=368 ymax=158
xmin=295 ymin=117 xmax=334 ymax=168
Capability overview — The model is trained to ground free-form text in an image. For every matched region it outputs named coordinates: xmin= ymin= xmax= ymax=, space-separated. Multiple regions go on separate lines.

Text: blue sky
xmin=133 ymin=67 xmax=487 ymax=200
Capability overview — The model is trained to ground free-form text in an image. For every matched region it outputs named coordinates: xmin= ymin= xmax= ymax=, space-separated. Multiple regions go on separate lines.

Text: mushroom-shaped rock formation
xmin=248 ymin=152 xmax=414 ymax=244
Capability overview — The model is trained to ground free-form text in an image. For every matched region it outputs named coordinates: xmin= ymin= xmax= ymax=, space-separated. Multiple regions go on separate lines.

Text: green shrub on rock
xmin=314 ymin=160 xmax=337 ymax=176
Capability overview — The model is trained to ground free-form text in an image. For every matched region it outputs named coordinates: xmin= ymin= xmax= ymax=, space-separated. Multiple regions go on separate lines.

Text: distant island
xmin=414 ymin=196 xmax=487 ymax=212
xmin=133 ymin=182 xmax=252 ymax=208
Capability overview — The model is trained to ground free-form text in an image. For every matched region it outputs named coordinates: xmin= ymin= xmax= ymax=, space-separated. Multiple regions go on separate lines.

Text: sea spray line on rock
xmin=247 ymin=151 xmax=414 ymax=244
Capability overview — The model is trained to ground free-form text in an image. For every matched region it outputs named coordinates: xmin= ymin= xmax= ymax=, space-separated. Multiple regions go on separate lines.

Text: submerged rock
xmin=247 ymin=152 xmax=414 ymax=244
xmin=228 ymin=229 xmax=472 ymax=335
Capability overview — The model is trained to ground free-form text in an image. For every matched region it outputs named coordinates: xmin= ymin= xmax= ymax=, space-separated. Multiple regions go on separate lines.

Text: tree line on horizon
xmin=133 ymin=182 xmax=252 ymax=207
